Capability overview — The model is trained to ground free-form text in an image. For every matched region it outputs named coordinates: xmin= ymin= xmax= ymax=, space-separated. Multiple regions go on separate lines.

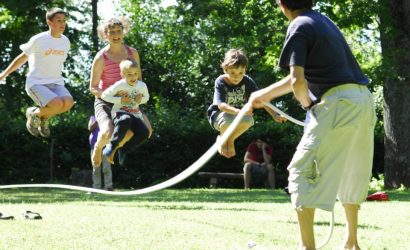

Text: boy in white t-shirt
xmin=101 ymin=59 xmax=150 ymax=164
xmin=0 ymin=7 xmax=74 ymax=137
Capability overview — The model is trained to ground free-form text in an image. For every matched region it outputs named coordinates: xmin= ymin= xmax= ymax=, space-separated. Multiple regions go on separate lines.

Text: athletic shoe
xmin=0 ymin=212 xmax=14 ymax=220
xmin=22 ymin=210 xmax=42 ymax=220
xmin=117 ymin=148 xmax=126 ymax=166
xmin=102 ymin=144 xmax=119 ymax=165
xmin=39 ymin=118 xmax=50 ymax=138
xmin=26 ymin=107 xmax=41 ymax=137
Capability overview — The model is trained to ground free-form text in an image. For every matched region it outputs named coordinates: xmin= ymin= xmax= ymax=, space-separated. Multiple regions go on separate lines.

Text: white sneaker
xmin=39 ymin=118 xmax=50 ymax=138
xmin=26 ymin=107 xmax=41 ymax=137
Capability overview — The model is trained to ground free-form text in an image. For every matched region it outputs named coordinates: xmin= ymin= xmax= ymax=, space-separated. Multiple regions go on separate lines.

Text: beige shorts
xmin=212 ymin=111 xmax=254 ymax=131
xmin=287 ymin=84 xmax=376 ymax=211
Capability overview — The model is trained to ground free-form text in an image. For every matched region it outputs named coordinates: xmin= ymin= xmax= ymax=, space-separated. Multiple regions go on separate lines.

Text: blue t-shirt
xmin=279 ymin=10 xmax=368 ymax=99
xmin=207 ymin=75 xmax=258 ymax=123
xmin=213 ymin=75 xmax=258 ymax=107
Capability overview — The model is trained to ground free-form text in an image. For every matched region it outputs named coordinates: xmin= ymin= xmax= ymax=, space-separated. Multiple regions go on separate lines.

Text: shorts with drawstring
xmin=287 ymin=84 xmax=376 ymax=211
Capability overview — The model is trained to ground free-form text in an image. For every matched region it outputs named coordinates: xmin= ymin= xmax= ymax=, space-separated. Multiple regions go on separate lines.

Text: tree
xmin=0 ymin=0 xmax=96 ymax=184
xmin=379 ymin=0 xmax=410 ymax=188
xmin=116 ymin=0 xmax=386 ymax=187
xmin=91 ymin=0 xmax=99 ymax=55
xmin=0 ymin=0 xmax=400 ymax=188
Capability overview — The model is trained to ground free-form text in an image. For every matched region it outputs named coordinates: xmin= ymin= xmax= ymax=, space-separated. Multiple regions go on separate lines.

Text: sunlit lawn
xmin=0 ymin=188 xmax=409 ymax=250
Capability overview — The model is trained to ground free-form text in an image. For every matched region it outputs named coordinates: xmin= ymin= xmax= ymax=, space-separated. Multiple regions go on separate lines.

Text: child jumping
xmin=207 ymin=49 xmax=284 ymax=158
xmin=0 ymin=7 xmax=74 ymax=137
xmin=207 ymin=49 xmax=258 ymax=158
xmin=101 ymin=59 xmax=150 ymax=164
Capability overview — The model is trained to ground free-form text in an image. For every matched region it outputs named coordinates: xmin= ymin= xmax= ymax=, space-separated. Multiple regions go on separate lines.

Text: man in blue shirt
xmin=249 ymin=1 xmax=376 ymax=249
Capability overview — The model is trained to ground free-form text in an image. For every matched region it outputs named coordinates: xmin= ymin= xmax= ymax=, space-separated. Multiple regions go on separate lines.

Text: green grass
xmin=0 ymin=188 xmax=409 ymax=250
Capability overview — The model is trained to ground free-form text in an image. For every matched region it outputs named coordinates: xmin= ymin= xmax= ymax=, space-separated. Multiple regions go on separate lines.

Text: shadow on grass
xmin=377 ymin=189 xmax=410 ymax=201
xmin=283 ymin=219 xmax=381 ymax=230
xmin=1 ymin=188 xmax=408 ymax=206
xmin=315 ymin=221 xmax=381 ymax=230
xmin=0 ymin=188 xmax=291 ymax=204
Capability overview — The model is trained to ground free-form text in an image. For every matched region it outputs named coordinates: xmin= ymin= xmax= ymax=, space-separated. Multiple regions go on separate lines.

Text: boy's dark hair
xmin=46 ymin=7 xmax=66 ymax=21
xmin=276 ymin=0 xmax=313 ymax=11
xmin=220 ymin=49 xmax=248 ymax=69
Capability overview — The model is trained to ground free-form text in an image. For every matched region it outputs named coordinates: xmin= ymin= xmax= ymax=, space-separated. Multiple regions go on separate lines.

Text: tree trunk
xmin=380 ymin=0 xmax=410 ymax=188
xmin=92 ymin=0 xmax=99 ymax=54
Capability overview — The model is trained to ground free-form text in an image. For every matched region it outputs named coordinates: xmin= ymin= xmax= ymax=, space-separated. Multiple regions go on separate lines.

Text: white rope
xmin=0 ymin=102 xmax=307 ymax=196
xmin=0 ymin=101 xmax=333 ymax=249
xmin=263 ymin=101 xmax=333 ymax=249
xmin=0 ymin=103 xmax=253 ymax=195
xmin=262 ymin=101 xmax=306 ymax=126
xmin=316 ymin=210 xmax=334 ymax=249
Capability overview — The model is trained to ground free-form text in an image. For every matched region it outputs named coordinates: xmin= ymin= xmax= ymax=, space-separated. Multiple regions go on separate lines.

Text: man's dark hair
xmin=276 ymin=0 xmax=313 ymax=11
xmin=254 ymin=136 xmax=269 ymax=144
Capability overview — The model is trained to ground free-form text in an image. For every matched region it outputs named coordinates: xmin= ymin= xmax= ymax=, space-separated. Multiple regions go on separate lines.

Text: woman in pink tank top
xmin=89 ymin=17 xmax=152 ymax=168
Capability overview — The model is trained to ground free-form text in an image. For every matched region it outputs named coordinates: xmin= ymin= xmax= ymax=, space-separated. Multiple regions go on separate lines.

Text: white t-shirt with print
xmin=20 ymin=31 xmax=70 ymax=88
xmin=101 ymin=79 xmax=149 ymax=119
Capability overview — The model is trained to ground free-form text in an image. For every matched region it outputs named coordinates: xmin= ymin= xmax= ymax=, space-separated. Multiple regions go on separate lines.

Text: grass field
xmin=0 ymin=188 xmax=409 ymax=250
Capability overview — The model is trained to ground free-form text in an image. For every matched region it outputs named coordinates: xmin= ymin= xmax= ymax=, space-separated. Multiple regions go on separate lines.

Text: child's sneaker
xmin=103 ymin=144 xmax=119 ymax=165
xmin=26 ymin=107 xmax=41 ymax=137
xmin=39 ymin=118 xmax=50 ymax=138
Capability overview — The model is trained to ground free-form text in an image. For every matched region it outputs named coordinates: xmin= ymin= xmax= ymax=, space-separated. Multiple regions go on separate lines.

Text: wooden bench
xmin=198 ymin=172 xmax=244 ymax=188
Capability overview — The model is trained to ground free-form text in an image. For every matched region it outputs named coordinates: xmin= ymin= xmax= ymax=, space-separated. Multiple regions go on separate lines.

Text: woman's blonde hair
xmin=97 ymin=16 xmax=131 ymax=40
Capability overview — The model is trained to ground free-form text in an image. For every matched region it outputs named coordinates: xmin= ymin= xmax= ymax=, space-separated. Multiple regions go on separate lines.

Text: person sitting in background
xmin=243 ymin=138 xmax=275 ymax=189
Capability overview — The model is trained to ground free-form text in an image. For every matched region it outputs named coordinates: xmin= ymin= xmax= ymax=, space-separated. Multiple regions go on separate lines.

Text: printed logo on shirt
xmin=44 ymin=48 xmax=65 ymax=56
xmin=226 ymin=85 xmax=246 ymax=107
xmin=120 ymin=106 xmax=140 ymax=114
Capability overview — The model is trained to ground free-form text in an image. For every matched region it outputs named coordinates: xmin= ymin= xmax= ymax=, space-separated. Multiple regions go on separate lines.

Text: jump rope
xmin=0 ymin=101 xmax=333 ymax=249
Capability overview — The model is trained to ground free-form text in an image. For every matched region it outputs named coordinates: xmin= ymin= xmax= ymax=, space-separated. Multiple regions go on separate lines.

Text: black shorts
xmin=249 ymin=163 xmax=268 ymax=177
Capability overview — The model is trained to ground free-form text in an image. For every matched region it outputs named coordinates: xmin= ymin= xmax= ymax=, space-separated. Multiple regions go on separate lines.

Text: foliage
xmin=0 ymin=0 xmax=386 ymax=188
xmin=368 ymin=173 xmax=408 ymax=192
xmin=369 ymin=173 xmax=385 ymax=191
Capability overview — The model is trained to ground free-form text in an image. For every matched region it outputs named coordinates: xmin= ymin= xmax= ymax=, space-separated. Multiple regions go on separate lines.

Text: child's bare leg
xmin=218 ymin=121 xmax=252 ymax=158
xmin=92 ymin=120 xmax=113 ymax=167
xmin=226 ymin=122 xmax=252 ymax=157
xmin=218 ymin=123 xmax=230 ymax=157
xmin=106 ymin=130 xmax=134 ymax=164
xmin=60 ymin=96 xmax=74 ymax=113
xmin=141 ymin=113 xmax=153 ymax=138
xmin=28 ymin=97 xmax=74 ymax=137
xmin=35 ymin=96 xmax=74 ymax=119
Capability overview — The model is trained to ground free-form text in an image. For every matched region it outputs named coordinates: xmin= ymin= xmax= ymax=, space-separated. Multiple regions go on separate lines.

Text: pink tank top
xmin=99 ymin=46 xmax=134 ymax=91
